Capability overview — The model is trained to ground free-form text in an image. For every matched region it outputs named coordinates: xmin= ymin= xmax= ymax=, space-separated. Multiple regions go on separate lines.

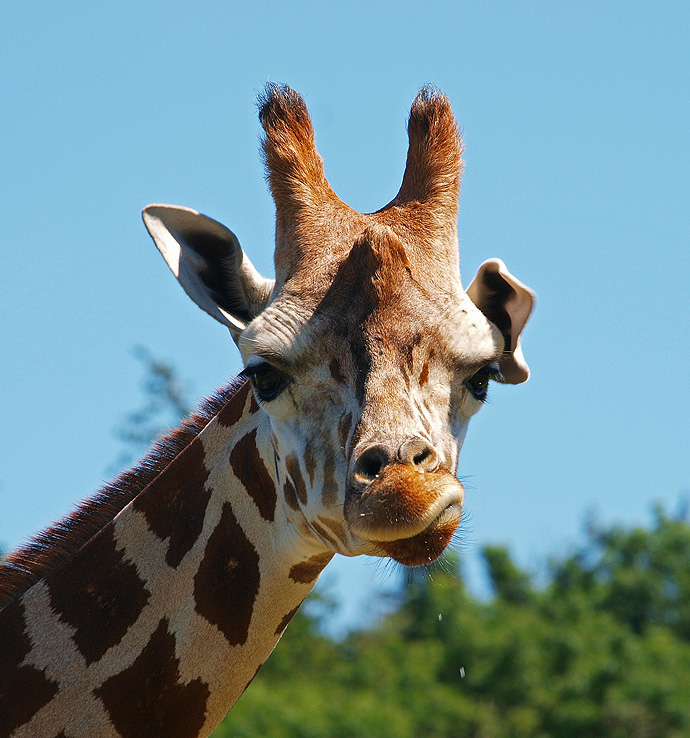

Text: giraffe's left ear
xmin=143 ymin=204 xmax=275 ymax=342
xmin=466 ymin=259 xmax=535 ymax=384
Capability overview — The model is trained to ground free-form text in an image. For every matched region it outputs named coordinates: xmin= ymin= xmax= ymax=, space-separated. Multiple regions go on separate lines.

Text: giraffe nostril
xmin=353 ymin=445 xmax=391 ymax=485
xmin=353 ymin=440 xmax=439 ymax=485
xmin=399 ymin=438 xmax=439 ymax=472
xmin=413 ymin=446 xmax=430 ymax=465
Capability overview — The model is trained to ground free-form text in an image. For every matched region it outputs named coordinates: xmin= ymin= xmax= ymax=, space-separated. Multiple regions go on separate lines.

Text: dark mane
xmin=0 ymin=377 xmax=246 ymax=611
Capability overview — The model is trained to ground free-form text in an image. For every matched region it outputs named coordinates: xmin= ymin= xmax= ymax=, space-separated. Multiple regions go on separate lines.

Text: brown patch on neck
xmin=286 ymin=455 xmax=308 ymax=506
xmin=134 ymin=437 xmax=212 ymax=568
xmin=318 ymin=516 xmax=346 ymax=544
xmin=303 ymin=443 xmax=317 ymax=485
xmin=275 ymin=603 xmax=301 ymax=635
xmin=230 ymin=428 xmax=277 ymax=523
xmin=0 ymin=601 xmax=59 ymax=734
xmin=217 ymin=380 xmax=252 ymax=426
xmin=95 ymin=618 xmax=209 ymax=738
xmin=0 ymin=377 xmax=252 ymax=612
xmin=283 ymin=477 xmax=300 ymax=511
xmin=310 ymin=520 xmax=339 ymax=549
xmin=193 ymin=502 xmax=260 ymax=646
xmin=288 ymin=552 xmax=333 ymax=584
xmin=47 ymin=525 xmax=151 ymax=665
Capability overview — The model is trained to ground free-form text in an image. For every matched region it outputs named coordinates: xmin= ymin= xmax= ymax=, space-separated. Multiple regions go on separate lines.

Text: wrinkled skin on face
xmin=144 ymin=84 xmax=534 ymax=567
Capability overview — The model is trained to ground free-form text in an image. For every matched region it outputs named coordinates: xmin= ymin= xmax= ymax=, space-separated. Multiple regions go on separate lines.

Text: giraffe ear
xmin=142 ymin=204 xmax=275 ymax=341
xmin=466 ymin=259 xmax=535 ymax=384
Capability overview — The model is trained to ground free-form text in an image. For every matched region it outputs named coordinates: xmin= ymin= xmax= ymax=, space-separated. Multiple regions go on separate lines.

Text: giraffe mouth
xmin=372 ymin=500 xmax=462 ymax=567
xmin=345 ymin=465 xmax=464 ymax=566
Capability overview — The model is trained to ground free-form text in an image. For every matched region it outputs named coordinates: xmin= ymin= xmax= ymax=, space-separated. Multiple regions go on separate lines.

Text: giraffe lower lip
xmin=374 ymin=503 xmax=462 ymax=566
xmin=431 ymin=502 xmax=462 ymax=528
xmin=351 ymin=488 xmax=464 ymax=543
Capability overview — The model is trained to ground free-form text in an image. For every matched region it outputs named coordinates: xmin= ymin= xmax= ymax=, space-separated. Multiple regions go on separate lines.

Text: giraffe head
xmin=143 ymin=84 xmax=534 ymax=567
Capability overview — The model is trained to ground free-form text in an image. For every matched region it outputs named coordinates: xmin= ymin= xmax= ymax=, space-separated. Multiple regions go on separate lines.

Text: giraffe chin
xmin=374 ymin=513 xmax=461 ymax=567
xmin=345 ymin=465 xmax=464 ymax=566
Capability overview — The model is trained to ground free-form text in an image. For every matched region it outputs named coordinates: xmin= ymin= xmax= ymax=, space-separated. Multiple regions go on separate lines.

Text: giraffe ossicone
xmin=0 ymin=83 xmax=534 ymax=738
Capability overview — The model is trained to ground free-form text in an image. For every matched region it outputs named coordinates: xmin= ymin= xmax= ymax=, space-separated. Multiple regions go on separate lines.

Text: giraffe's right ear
xmin=142 ymin=204 xmax=275 ymax=341
xmin=466 ymin=259 xmax=535 ymax=384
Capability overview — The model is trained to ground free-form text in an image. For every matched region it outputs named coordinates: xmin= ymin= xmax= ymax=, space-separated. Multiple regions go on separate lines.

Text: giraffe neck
xmin=0 ymin=381 xmax=333 ymax=738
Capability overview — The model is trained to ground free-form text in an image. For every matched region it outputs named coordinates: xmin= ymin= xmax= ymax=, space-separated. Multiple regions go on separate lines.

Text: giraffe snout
xmin=352 ymin=438 xmax=440 ymax=487
xmin=345 ymin=438 xmax=463 ymax=566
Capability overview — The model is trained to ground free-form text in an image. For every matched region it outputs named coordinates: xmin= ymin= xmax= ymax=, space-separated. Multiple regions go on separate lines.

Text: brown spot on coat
xmin=245 ymin=662 xmax=264 ymax=690
xmin=283 ymin=478 xmax=300 ymax=511
xmin=0 ymin=601 xmax=59 ymax=736
xmin=217 ymin=380 xmax=252 ymax=427
xmin=419 ymin=361 xmax=429 ymax=386
xmin=318 ymin=516 xmax=346 ymax=544
xmin=48 ymin=525 xmax=151 ymax=665
xmin=338 ymin=412 xmax=353 ymax=451
xmin=329 ymin=358 xmax=346 ymax=384
xmin=275 ymin=604 xmax=301 ymax=635
xmin=95 ymin=618 xmax=209 ymax=738
xmin=230 ymin=429 xmax=277 ymax=522
xmin=288 ymin=552 xmax=333 ymax=584
xmin=194 ymin=503 xmax=260 ymax=646
xmin=134 ymin=437 xmax=211 ymax=568
xmin=321 ymin=450 xmax=338 ymax=509
xmin=310 ymin=520 xmax=339 ymax=548
xmin=286 ymin=455 xmax=308 ymax=506
xmin=303 ymin=443 xmax=317 ymax=486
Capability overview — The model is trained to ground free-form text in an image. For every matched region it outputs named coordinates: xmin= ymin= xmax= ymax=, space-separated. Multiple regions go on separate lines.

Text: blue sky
xmin=2 ymin=2 xmax=689 ymax=632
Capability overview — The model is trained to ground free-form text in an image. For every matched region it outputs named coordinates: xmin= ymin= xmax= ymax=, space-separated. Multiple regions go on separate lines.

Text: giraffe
xmin=0 ymin=84 xmax=534 ymax=738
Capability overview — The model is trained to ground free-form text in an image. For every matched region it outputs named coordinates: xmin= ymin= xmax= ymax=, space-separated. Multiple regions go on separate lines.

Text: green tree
xmin=551 ymin=505 xmax=690 ymax=639
xmin=215 ymin=509 xmax=690 ymax=738
xmin=483 ymin=545 xmax=532 ymax=605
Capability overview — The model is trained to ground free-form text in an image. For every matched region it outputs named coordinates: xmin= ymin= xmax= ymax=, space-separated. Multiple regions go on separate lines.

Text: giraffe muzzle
xmin=345 ymin=460 xmax=464 ymax=566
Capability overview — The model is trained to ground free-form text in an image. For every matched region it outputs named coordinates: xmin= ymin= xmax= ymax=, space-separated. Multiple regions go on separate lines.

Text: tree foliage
xmin=214 ymin=510 xmax=690 ymax=738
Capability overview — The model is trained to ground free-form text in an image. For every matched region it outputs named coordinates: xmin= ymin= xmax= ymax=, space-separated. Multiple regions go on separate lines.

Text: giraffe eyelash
xmin=240 ymin=362 xmax=291 ymax=402
xmin=465 ymin=361 xmax=503 ymax=402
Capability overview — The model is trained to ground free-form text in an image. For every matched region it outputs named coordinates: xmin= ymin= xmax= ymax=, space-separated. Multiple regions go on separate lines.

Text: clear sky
xmin=2 ymin=2 xmax=689 ymax=632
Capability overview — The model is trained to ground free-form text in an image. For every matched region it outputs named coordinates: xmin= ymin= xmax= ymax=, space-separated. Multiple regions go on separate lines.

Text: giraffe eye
xmin=241 ymin=362 xmax=290 ymax=402
xmin=465 ymin=362 xmax=503 ymax=402
xmin=466 ymin=372 xmax=489 ymax=401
